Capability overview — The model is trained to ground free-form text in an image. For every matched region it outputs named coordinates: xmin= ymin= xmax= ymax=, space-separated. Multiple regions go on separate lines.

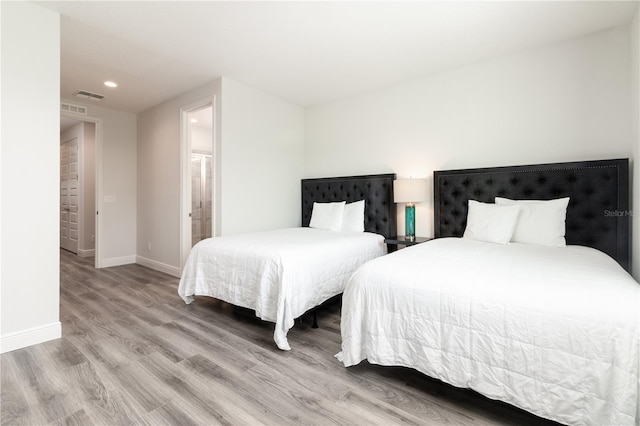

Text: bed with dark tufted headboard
xmin=180 ymin=172 xmax=397 ymax=350
xmin=339 ymin=159 xmax=639 ymax=425
xmin=301 ymin=173 xmax=397 ymax=239
xmin=434 ymin=159 xmax=631 ymax=272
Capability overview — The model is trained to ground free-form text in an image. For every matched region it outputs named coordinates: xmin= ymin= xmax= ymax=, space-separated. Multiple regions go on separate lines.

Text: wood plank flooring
xmin=1 ymin=250 xmax=561 ymax=425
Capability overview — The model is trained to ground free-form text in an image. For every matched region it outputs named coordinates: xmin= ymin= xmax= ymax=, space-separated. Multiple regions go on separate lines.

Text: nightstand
xmin=384 ymin=236 xmax=432 ymax=253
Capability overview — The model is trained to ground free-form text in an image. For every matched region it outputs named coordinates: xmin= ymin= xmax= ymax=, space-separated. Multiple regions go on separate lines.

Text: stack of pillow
xmin=463 ymin=197 xmax=570 ymax=246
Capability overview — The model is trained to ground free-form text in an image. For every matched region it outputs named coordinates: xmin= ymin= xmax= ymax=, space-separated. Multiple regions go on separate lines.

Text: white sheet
xmin=337 ymin=238 xmax=640 ymax=426
xmin=179 ymin=227 xmax=386 ymax=350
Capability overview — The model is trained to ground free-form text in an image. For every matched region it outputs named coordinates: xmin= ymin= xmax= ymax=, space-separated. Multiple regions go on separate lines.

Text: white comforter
xmin=337 ymin=238 xmax=640 ymax=426
xmin=179 ymin=227 xmax=386 ymax=350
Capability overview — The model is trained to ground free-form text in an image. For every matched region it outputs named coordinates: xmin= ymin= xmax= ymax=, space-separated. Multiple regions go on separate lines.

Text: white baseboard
xmin=136 ymin=256 xmax=181 ymax=277
xmin=78 ymin=248 xmax=95 ymax=258
xmin=101 ymin=255 xmax=136 ymax=268
xmin=1 ymin=322 xmax=62 ymax=354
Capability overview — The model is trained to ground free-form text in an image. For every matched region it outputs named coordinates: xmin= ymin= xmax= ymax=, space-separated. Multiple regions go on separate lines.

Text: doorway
xmin=60 ymin=136 xmax=79 ymax=253
xmin=180 ymin=101 xmax=215 ymax=267
xmin=60 ymin=113 xmax=100 ymax=266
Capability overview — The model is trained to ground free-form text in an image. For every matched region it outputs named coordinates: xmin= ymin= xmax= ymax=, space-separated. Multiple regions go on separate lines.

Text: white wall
xmin=136 ymin=77 xmax=304 ymax=274
xmin=61 ymin=100 xmax=138 ymax=267
xmin=82 ymin=122 xmax=96 ymax=254
xmin=1 ymin=2 xmax=61 ymax=353
xmin=137 ymin=81 xmax=220 ymax=275
xmin=305 ymin=26 xmax=633 ymax=239
xmin=631 ymin=8 xmax=640 ymax=281
xmin=219 ymin=77 xmax=305 ymax=235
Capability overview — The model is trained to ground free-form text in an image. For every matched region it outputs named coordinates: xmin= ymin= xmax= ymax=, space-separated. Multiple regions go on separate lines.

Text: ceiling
xmin=39 ymin=1 xmax=638 ymax=115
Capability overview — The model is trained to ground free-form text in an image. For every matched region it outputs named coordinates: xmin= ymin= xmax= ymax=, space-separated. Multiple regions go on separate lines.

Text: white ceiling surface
xmin=40 ymin=1 xmax=638 ymax=114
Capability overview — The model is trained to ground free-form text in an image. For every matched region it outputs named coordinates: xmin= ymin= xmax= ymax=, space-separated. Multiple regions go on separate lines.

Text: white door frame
xmin=180 ymin=98 xmax=215 ymax=270
xmin=60 ymin=111 xmax=103 ymax=268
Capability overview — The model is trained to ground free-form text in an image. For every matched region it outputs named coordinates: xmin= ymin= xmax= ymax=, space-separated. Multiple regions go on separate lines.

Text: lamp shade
xmin=393 ymin=178 xmax=428 ymax=203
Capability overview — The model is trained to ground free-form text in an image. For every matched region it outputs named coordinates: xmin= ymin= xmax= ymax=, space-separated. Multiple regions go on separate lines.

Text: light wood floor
xmin=1 ymin=250 xmax=561 ymax=426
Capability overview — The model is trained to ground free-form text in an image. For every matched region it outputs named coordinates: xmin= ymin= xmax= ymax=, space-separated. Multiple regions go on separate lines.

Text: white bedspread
xmin=337 ymin=238 xmax=640 ymax=426
xmin=179 ymin=227 xmax=386 ymax=350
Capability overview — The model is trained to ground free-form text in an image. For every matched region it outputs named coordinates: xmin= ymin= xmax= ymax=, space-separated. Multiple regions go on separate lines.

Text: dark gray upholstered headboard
xmin=302 ymin=173 xmax=397 ymax=239
xmin=434 ymin=159 xmax=631 ymax=272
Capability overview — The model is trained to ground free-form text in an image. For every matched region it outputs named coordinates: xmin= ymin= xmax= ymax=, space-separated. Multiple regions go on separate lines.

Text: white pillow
xmin=463 ymin=200 xmax=521 ymax=244
xmin=341 ymin=200 xmax=365 ymax=232
xmin=495 ymin=197 xmax=569 ymax=247
xmin=309 ymin=201 xmax=346 ymax=231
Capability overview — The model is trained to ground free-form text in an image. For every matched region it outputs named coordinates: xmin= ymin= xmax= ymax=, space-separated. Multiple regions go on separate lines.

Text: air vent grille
xmin=73 ymin=90 xmax=105 ymax=101
xmin=60 ymin=102 xmax=87 ymax=115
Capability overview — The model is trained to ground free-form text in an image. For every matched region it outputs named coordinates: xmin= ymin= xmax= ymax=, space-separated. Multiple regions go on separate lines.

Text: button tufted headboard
xmin=434 ymin=159 xmax=631 ymax=272
xmin=301 ymin=173 xmax=397 ymax=239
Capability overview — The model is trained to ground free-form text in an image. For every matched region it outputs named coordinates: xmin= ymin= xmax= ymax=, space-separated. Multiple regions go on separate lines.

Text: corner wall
xmin=1 ymin=2 xmax=61 ymax=353
xmin=219 ymin=77 xmax=305 ymax=236
xmin=305 ymin=26 xmax=633 ymax=239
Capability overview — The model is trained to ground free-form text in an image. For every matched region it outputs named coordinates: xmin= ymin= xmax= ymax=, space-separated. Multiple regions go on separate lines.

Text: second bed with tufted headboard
xmin=338 ymin=159 xmax=638 ymax=426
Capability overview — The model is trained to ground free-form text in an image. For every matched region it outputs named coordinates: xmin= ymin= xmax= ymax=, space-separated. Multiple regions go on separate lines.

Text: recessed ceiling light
xmin=191 ymin=119 xmax=198 ymax=123
xmin=104 ymin=81 xmax=118 ymax=88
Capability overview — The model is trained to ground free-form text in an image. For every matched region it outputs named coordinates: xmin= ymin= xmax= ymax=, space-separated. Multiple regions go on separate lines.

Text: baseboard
xmin=101 ymin=255 xmax=136 ymax=268
xmin=78 ymin=248 xmax=95 ymax=258
xmin=136 ymin=255 xmax=181 ymax=277
xmin=1 ymin=322 xmax=62 ymax=354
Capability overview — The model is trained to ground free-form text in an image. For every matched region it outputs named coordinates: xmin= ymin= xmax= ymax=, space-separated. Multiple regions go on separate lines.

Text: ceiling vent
xmin=60 ymin=102 xmax=87 ymax=115
xmin=73 ymin=90 xmax=105 ymax=101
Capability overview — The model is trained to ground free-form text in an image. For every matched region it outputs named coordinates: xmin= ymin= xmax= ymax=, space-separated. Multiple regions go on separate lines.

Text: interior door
xmin=60 ymin=138 xmax=79 ymax=253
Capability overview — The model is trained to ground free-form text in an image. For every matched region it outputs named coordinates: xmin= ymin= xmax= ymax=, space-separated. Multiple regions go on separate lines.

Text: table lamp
xmin=393 ymin=178 xmax=428 ymax=241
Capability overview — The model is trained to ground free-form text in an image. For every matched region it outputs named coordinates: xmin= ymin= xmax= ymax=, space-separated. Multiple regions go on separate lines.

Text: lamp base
xmin=405 ymin=203 xmax=416 ymax=240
